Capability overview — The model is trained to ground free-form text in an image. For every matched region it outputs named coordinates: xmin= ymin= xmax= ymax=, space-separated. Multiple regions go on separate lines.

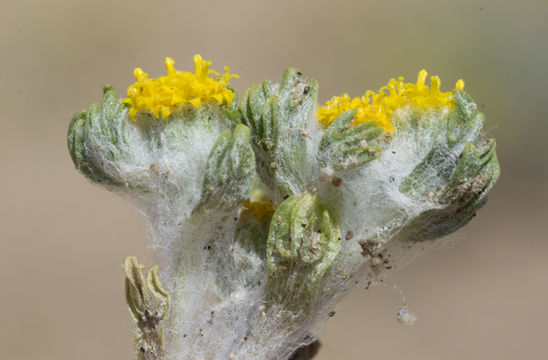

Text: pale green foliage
xmin=68 ymin=68 xmax=500 ymax=360
xmin=195 ymin=124 xmax=255 ymax=213
xmin=266 ymin=193 xmax=341 ymax=312
xmin=318 ymin=109 xmax=384 ymax=171
xmin=239 ymin=69 xmax=319 ymax=202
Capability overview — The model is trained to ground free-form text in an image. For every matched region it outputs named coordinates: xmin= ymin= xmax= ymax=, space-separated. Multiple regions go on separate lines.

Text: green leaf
xmin=124 ymin=257 xmax=170 ymax=360
xmin=393 ymin=90 xmax=500 ymax=243
xmin=67 ymin=86 xmax=131 ymax=186
xmin=318 ymin=109 xmax=384 ymax=171
xmin=239 ymin=69 xmax=319 ymax=201
xmin=196 ymin=124 xmax=256 ymax=212
xmin=266 ymin=193 xmax=341 ymax=314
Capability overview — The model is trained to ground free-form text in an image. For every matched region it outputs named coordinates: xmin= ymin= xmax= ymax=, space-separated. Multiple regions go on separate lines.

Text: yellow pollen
xmin=122 ymin=55 xmax=239 ymax=121
xmin=241 ymin=197 xmax=275 ymax=223
xmin=317 ymin=70 xmax=465 ymax=132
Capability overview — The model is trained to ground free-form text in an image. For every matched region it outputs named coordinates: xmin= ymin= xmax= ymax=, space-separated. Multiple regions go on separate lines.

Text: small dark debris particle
xmin=289 ymin=340 xmax=321 ymax=360
xmin=392 ymin=150 xmax=396 ymax=154
xmin=206 ymin=318 xmax=214 ymax=325
xmin=243 ymin=337 xmax=248 ymax=342
xmin=204 ymin=245 xmax=212 ymax=250
xmin=234 ymin=217 xmax=238 ymax=221
xmin=369 ymin=256 xmax=383 ymax=267
xmin=385 ymin=266 xmax=393 ymax=270
xmin=345 ymin=231 xmax=354 ymax=240
xmin=389 ymin=176 xmax=395 ymax=183
xmin=183 ymin=334 xmax=187 ymax=338
xmin=383 ymin=258 xmax=389 ymax=264
xmin=328 ymin=311 xmax=336 ymax=317
xmin=211 ymin=311 xmax=215 ymax=315
xmin=331 ymin=176 xmax=343 ymax=187
xmin=283 ymin=195 xmax=289 ymax=200
xmin=297 ymin=71 xmax=302 ymax=76
xmin=303 ymin=86 xmax=311 ymax=94
xmin=257 ymin=280 xmax=262 ymax=286
xmin=358 ymin=239 xmax=380 ymax=257
xmin=139 ymin=347 xmax=146 ymax=353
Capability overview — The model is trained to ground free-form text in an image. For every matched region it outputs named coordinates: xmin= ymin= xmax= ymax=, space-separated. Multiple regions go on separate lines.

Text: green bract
xmin=395 ymin=90 xmax=500 ymax=242
xmin=67 ymin=86 xmax=130 ymax=186
xmin=195 ymin=124 xmax=255 ymax=213
xmin=239 ymin=68 xmax=318 ymax=202
xmin=318 ymin=109 xmax=384 ymax=171
xmin=266 ymin=193 xmax=341 ymax=312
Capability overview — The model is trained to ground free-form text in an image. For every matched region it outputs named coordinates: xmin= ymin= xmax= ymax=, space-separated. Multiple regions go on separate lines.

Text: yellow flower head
xmin=122 ymin=55 xmax=239 ymax=120
xmin=317 ymin=70 xmax=465 ymax=132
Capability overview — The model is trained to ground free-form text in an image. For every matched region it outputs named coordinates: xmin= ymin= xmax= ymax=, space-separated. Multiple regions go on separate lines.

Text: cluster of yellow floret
xmin=241 ymin=195 xmax=274 ymax=224
xmin=122 ymin=56 xmax=464 ymax=135
xmin=316 ymin=70 xmax=465 ymax=132
xmin=122 ymin=55 xmax=238 ymax=120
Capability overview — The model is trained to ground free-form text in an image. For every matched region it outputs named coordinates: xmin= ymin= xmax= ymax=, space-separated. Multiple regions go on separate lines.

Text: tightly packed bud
xmin=266 ymin=193 xmax=341 ymax=313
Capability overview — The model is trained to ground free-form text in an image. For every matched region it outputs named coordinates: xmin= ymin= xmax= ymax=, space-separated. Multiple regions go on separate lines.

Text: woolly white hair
xmin=123 ymin=109 xmax=450 ymax=360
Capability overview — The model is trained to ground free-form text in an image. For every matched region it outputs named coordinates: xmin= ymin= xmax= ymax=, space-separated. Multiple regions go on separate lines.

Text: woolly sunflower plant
xmin=68 ymin=55 xmax=500 ymax=360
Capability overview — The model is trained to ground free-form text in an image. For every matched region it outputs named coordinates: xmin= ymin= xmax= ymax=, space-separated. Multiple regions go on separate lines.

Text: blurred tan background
xmin=1 ymin=0 xmax=547 ymax=359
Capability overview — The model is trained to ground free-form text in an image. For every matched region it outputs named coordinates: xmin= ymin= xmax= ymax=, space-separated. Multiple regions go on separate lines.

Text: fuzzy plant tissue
xmin=68 ymin=55 xmax=500 ymax=360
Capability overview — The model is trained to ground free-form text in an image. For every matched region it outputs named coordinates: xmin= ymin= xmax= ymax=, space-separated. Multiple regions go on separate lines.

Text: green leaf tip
xmin=318 ymin=109 xmax=384 ymax=172
xmin=196 ymin=123 xmax=256 ymax=213
xmin=394 ymin=91 xmax=500 ymax=243
xmin=238 ymin=68 xmax=319 ymax=201
xmin=266 ymin=193 xmax=341 ymax=313
xmin=125 ymin=256 xmax=170 ymax=360
xmin=67 ymin=85 xmax=130 ymax=186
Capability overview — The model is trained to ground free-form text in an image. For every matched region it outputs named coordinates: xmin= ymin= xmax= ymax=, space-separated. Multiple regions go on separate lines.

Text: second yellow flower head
xmin=317 ymin=70 xmax=465 ymax=132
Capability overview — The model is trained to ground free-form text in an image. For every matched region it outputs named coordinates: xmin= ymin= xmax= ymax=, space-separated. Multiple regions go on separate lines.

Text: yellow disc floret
xmin=317 ymin=70 xmax=465 ymax=132
xmin=122 ymin=55 xmax=238 ymax=120
xmin=241 ymin=197 xmax=275 ymax=224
